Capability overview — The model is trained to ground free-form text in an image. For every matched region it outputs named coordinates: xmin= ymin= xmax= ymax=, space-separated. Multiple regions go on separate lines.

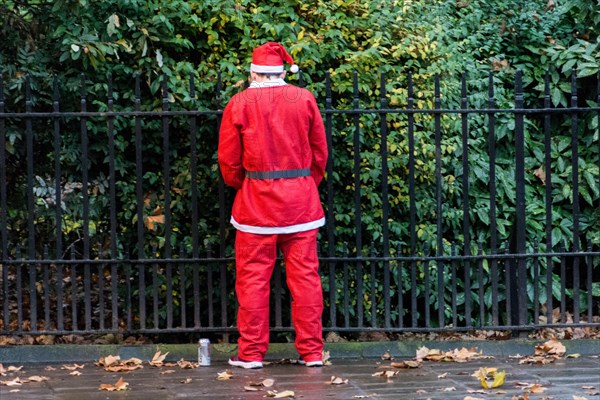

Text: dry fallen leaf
xmin=99 ymin=377 xmax=129 ymax=391
xmin=244 ymin=385 xmax=260 ymax=391
xmin=98 ymin=355 xmax=120 ymax=367
xmin=27 ymin=375 xmax=49 ymax=382
xmin=61 ymin=364 xmax=84 ymax=371
xmin=390 ymin=360 xmax=421 ymax=369
xmin=69 ymin=371 xmax=82 ymax=376
xmin=526 ymin=384 xmax=546 ymax=394
xmin=372 ymin=370 xmax=397 ymax=378
xmin=438 ymin=372 xmax=448 ymax=379
xmin=149 ymin=350 xmax=169 ymax=366
xmin=44 ymin=366 xmax=56 ymax=371
xmin=266 ymin=390 xmax=296 ymax=398
xmin=262 ymin=378 xmax=275 ymax=387
xmin=177 ymin=359 xmax=198 ymax=369
xmin=381 ymin=351 xmax=393 ymax=360
xmin=573 ymin=396 xmax=589 ymax=400
xmin=160 ymin=370 xmax=176 ymax=375
xmin=329 ymin=375 xmax=349 ymax=385
xmin=1 ymin=377 xmax=23 ymax=386
xmin=416 ymin=346 xmax=490 ymax=362
xmin=181 ymin=378 xmax=192 ymax=384
xmin=7 ymin=366 xmax=24 ymax=372
xmin=216 ymin=370 xmax=234 ymax=381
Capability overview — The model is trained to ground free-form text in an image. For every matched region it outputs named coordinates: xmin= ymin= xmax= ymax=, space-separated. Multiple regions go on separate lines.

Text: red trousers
xmin=234 ymin=229 xmax=323 ymax=362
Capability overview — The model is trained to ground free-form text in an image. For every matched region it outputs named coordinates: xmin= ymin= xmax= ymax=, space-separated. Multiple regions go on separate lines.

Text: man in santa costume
xmin=218 ymin=42 xmax=328 ymax=369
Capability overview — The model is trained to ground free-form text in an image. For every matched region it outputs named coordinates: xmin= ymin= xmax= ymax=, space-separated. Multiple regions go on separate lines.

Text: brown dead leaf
xmin=98 ymin=377 xmax=129 ymax=391
xmin=69 ymin=371 xmax=82 ymax=376
xmin=329 ymin=375 xmax=349 ymax=385
xmin=372 ymin=370 xmax=397 ymax=378
xmin=245 ymin=385 xmax=260 ymax=391
xmin=177 ymin=359 xmax=198 ymax=369
xmin=527 ymin=384 xmax=546 ymax=393
xmin=61 ymin=364 xmax=85 ymax=371
xmin=121 ymin=357 xmax=143 ymax=365
xmin=150 ymin=350 xmax=169 ymax=366
xmin=322 ymin=350 xmax=332 ymax=366
xmin=0 ymin=364 xmax=5 ymax=376
xmin=7 ymin=366 xmax=24 ymax=372
xmin=535 ymin=339 xmax=566 ymax=356
xmin=266 ymin=390 xmax=296 ymax=398
xmin=534 ymin=166 xmax=546 ymax=185
xmin=216 ymin=370 xmax=234 ymax=381
xmin=44 ymin=366 xmax=56 ymax=371
xmin=1 ymin=377 xmax=23 ymax=386
xmin=160 ymin=370 xmax=176 ymax=375
xmin=416 ymin=346 xmax=432 ymax=361
xmin=181 ymin=378 xmax=192 ymax=384
xmin=105 ymin=364 xmax=143 ymax=372
xmin=26 ymin=376 xmax=49 ymax=382
xmin=390 ymin=360 xmax=421 ymax=369
xmin=381 ymin=351 xmax=393 ymax=360
xmin=262 ymin=378 xmax=275 ymax=387
xmin=491 ymin=58 xmax=509 ymax=71
xmin=416 ymin=346 xmax=489 ymax=363
xmin=144 ymin=214 xmax=165 ymax=231
xmin=98 ymin=355 xmax=120 ymax=367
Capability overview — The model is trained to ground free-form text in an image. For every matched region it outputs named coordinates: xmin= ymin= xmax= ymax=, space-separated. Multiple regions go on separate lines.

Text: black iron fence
xmin=0 ymin=70 xmax=599 ymax=339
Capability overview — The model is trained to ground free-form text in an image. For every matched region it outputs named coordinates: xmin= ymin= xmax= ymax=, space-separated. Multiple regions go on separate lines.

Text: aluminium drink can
xmin=198 ymin=338 xmax=211 ymax=366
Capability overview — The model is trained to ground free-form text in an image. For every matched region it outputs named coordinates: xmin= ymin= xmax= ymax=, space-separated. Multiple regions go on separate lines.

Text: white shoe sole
xmin=298 ymin=359 xmax=324 ymax=367
xmin=228 ymin=359 xmax=263 ymax=369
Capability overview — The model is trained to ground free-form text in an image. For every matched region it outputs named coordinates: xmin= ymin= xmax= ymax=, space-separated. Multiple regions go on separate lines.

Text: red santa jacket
xmin=218 ymin=80 xmax=328 ymax=234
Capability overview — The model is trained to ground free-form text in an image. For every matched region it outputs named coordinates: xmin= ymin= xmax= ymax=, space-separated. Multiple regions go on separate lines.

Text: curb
xmin=1 ymin=339 xmax=598 ymax=364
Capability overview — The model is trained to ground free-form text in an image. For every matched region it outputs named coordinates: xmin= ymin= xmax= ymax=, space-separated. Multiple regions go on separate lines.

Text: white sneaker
xmin=228 ymin=355 xmax=263 ymax=369
xmin=298 ymin=358 xmax=324 ymax=367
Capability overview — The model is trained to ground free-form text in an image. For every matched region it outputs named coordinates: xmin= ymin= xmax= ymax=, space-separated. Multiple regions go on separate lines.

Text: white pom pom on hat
xmin=250 ymin=42 xmax=299 ymax=74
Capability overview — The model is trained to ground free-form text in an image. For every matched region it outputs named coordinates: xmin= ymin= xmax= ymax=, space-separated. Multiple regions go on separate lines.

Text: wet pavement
xmin=1 ymin=351 xmax=599 ymax=399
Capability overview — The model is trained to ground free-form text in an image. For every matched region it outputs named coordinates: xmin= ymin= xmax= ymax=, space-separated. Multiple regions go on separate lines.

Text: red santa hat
xmin=250 ymin=42 xmax=299 ymax=74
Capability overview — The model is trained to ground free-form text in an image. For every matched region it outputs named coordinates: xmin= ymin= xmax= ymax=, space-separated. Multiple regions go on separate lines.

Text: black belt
xmin=245 ymin=168 xmax=311 ymax=180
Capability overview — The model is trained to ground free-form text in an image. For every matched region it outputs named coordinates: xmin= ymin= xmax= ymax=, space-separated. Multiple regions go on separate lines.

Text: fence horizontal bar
xmin=2 ymin=250 xmax=598 ymax=265
xmin=1 ymin=250 xmax=598 ymax=264
xmin=1 ymin=107 xmax=598 ymax=119
xmin=5 ymin=322 xmax=599 ymax=336
xmin=0 ymin=110 xmax=223 ymax=118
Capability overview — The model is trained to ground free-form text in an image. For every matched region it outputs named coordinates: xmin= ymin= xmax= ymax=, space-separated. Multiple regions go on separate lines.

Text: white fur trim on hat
xmin=251 ymin=63 xmax=284 ymax=73
xmin=289 ymin=64 xmax=299 ymax=73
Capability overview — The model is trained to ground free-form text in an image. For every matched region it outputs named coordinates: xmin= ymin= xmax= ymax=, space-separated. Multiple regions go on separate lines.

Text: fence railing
xmin=0 ymin=70 xmax=599 ymax=339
